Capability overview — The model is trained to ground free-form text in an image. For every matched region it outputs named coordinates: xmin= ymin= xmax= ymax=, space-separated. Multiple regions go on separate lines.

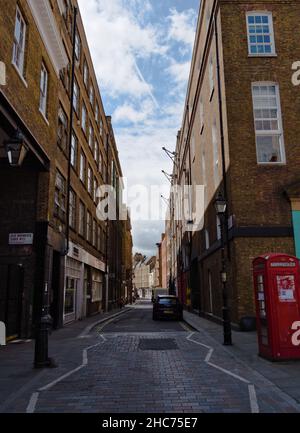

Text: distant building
xmin=133 ymin=255 xmax=155 ymax=299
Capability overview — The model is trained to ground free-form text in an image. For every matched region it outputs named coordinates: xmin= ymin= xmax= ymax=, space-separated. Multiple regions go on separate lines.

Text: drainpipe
xmin=65 ymin=6 xmax=78 ymax=256
xmin=105 ymin=131 xmax=109 ymax=312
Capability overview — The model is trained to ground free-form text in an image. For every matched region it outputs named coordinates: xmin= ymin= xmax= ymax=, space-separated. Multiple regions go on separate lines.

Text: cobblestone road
xmin=25 ymin=302 xmax=300 ymax=413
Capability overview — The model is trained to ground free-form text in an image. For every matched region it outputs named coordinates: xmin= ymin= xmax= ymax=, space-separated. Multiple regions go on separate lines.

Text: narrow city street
xmin=0 ymin=301 xmax=293 ymax=414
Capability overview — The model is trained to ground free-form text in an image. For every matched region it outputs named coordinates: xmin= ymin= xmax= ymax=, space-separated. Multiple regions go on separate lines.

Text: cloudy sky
xmin=78 ymin=0 xmax=200 ymax=257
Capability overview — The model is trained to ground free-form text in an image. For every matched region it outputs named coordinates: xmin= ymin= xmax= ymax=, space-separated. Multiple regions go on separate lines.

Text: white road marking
xmin=187 ymin=332 xmax=260 ymax=413
xmin=26 ymin=335 xmax=106 ymax=412
xmin=26 ymin=392 xmax=39 ymax=414
xmin=248 ymin=384 xmax=260 ymax=413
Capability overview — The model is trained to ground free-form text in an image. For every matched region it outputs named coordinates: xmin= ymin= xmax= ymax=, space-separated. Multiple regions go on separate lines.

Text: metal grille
xmin=138 ymin=338 xmax=178 ymax=351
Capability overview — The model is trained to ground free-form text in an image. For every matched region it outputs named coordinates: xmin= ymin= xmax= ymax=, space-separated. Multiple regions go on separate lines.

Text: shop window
xmin=91 ymin=270 xmax=103 ymax=303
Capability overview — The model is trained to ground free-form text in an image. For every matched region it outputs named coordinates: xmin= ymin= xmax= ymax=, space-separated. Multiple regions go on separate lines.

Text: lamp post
xmin=4 ymin=129 xmax=28 ymax=167
xmin=214 ymin=191 xmax=232 ymax=346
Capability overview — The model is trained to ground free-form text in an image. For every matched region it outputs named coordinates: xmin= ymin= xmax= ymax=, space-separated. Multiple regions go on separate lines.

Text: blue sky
xmin=78 ymin=0 xmax=200 ymax=257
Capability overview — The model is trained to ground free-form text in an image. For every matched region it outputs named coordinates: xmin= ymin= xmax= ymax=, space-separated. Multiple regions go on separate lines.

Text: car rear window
xmin=158 ymin=298 xmax=177 ymax=305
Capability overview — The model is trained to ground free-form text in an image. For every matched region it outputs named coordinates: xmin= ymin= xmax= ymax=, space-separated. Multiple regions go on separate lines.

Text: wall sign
xmin=9 ymin=233 xmax=34 ymax=245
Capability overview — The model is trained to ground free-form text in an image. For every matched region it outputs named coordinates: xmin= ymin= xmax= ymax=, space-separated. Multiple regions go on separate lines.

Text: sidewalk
xmin=0 ymin=306 xmax=132 ymax=413
xmin=183 ymin=311 xmax=300 ymax=408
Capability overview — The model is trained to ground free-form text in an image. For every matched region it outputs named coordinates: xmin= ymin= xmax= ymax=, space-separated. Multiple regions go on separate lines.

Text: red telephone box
xmin=253 ymin=253 xmax=300 ymax=361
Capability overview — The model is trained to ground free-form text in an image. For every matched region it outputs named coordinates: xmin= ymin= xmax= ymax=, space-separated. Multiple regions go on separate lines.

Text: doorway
xmin=0 ymin=264 xmax=24 ymax=339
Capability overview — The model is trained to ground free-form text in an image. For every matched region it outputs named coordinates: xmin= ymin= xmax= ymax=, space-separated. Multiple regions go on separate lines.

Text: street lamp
xmin=4 ymin=129 xmax=28 ymax=167
xmin=214 ymin=191 xmax=232 ymax=346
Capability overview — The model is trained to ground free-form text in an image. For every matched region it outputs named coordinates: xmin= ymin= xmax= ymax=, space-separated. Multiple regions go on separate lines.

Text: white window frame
xmin=80 ymin=152 xmax=86 ymax=183
xmin=39 ymin=63 xmax=48 ymax=117
xmin=94 ymin=139 xmax=99 ymax=165
xmin=246 ymin=12 xmax=276 ymax=57
xmin=95 ymin=103 xmax=99 ymax=123
xmin=70 ymin=132 xmax=77 ymax=167
xmin=73 ymin=79 xmax=79 ymax=113
xmin=89 ymin=85 xmax=94 ymax=107
xmin=81 ymin=102 xmax=87 ymax=133
xmin=88 ymin=166 xmax=93 ymax=195
xmin=93 ymin=177 xmax=98 ymax=203
xmin=83 ymin=60 xmax=89 ymax=88
xmin=89 ymin=124 xmax=94 ymax=150
xmin=12 ymin=7 xmax=26 ymax=77
xmin=251 ymin=82 xmax=286 ymax=165
xmin=75 ymin=30 xmax=81 ymax=61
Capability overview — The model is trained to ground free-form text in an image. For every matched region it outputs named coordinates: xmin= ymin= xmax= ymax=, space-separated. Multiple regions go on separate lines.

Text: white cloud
xmin=113 ymin=100 xmax=154 ymax=124
xmin=167 ymin=8 xmax=197 ymax=48
xmin=78 ymin=0 xmax=166 ymax=100
xmin=167 ymin=60 xmax=191 ymax=85
xmin=77 ymin=1 xmax=198 ymax=256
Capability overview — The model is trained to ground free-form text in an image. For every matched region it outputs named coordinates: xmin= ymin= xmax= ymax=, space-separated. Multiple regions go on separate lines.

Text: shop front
xmin=64 ymin=241 xmax=105 ymax=325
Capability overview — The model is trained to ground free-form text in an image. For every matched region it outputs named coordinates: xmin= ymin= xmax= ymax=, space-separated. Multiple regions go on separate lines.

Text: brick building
xmin=168 ymin=0 xmax=300 ymax=327
xmin=0 ymin=0 xmax=130 ymax=339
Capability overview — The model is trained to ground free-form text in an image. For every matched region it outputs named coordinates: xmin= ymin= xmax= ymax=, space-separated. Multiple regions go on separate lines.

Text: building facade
xmin=168 ymin=0 xmax=300 ymax=327
xmin=0 ymin=0 xmax=131 ymax=339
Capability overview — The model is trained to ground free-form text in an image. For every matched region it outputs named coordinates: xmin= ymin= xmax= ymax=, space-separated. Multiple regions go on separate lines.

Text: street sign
xmin=9 ymin=233 xmax=34 ymax=245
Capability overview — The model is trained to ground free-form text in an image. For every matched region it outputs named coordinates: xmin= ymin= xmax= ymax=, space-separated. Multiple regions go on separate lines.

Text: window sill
xmin=39 ymin=109 xmax=49 ymax=126
xmin=248 ymin=53 xmax=277 ymax=58
xmin=257 ymin=161 xmax=286 ymax=166
xmin=11 ymin=62 xmax=28 ymax=88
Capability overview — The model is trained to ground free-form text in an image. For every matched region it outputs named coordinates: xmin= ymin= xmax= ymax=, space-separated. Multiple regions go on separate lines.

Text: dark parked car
xmin=152 ymin=295 xmax=183 ymax=321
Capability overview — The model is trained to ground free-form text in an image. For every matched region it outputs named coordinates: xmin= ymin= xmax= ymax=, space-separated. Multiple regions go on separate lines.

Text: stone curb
xmin=78 ymin=306 xmax=133 ymax=338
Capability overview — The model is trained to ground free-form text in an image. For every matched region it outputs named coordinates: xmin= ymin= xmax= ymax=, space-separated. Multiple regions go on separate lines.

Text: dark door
xmin=0 ymin=264 xmax=24 ymax=339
